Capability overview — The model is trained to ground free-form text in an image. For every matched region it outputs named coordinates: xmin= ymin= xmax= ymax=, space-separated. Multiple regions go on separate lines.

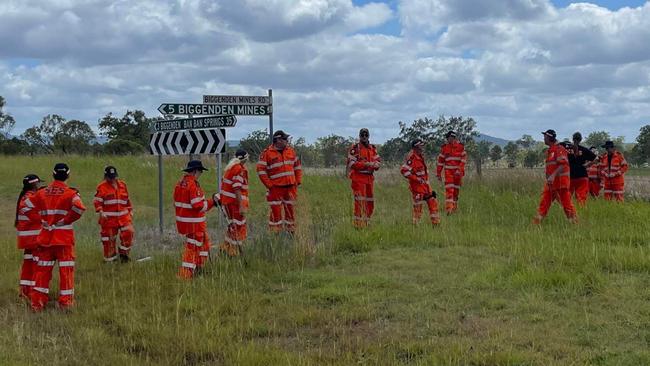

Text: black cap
xmin=411 ymin=138 xmax=424 ymax=148
xmin=235 ymin=149 xmax=249 ymax=159
xmin=542 ymin=129 xmax=557 ymax=139
xmin=273 ymin=130 xmax=290 ymax=140
xmin=104 ymin=165 xmax=118 ymax=179
xmin=359 ymin=128 xmax=370 ymax=137
xmin=572 ymin=132 xmax=582 ymax=142
xmin=23 ymin=174 xmax=42 ymax=186
xmin=445 ymin=131 xmax=457 ymax=138
xmin=602 ymin=140 xmax=615 ymax=149
xmin=183 ymin=160 xmax=208 ymax=172
xmin=53 ymin=163 xmax=70 ymax=174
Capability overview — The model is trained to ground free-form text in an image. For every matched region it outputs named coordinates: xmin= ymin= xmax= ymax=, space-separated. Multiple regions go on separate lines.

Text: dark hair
xmin=15 ymin=182 xmax=37 ymax=227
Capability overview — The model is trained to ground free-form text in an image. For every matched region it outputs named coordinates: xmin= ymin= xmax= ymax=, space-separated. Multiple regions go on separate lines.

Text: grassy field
xmin=1 ymin=155 xmax=649 ymax=365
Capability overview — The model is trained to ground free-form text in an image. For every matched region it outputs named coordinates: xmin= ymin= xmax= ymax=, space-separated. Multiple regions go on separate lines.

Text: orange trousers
xmin=100 ymin=224 xmax=133 ymax=261
xmin=219 ymin=204 xmax=247 ymax=257
xmin=30 ymin=245 xmax=75 ymax=311
xmin=588 ymin=179 xmax=601 ymax=197
xmin=351 ymin=180 xmax=374 ymax=228
xmin=411 ymin=191 xmax=440 ymax=225
xmin=534 ymin=186 xmax=577 ymax=223
xmin=267 ymin=186 xmax=297 ymax=233
xmin=443 ymin=172 xmax=462 ymax=214
xmin=570 ymin=178 xmax=589 ymax=206
xmin=178 ymin=231 xmax=211 ymax=279
xmin=19 ymin=249 xmax=36 ymax=298
xmin=603 ymin=182 xmax=624 ymax=201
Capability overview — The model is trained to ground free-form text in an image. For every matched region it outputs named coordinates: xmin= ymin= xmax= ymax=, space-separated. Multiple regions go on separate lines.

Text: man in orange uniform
xmin=533 ymin=130 xmax=577 ymax=224
xmin=400 ymin=139 xmax=440 ymax=226
xmin=15 ymin=174 xmax=44 ymax=298
xmin=347 ymin=128 xmax=381 ymax=228
xmin=436 ymin=131 xmax=467 ymax=215
xmin=599 ymin=140 xmax=628 ymax=201
xmin=218 ymin=149 xmax=249 ymax=257
xmin=30 ymin=163 xmax=86 ymax=311
xmin=174 ymin=160 xmax=218 ymax=279
xmin=257 ymin=130 xmax=302 ymax=234
xmin=94 ymin=166 xmax=134 ymax=263
xmin=586 ymin=147 xmax=602 ymax=197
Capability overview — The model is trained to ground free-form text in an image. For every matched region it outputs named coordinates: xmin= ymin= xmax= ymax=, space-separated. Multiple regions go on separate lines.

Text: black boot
xmin=119 ymin=254 xmax=130 ymax=263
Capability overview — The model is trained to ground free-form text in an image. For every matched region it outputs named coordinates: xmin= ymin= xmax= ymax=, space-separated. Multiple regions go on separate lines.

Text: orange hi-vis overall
xmin=219 ymin=161 xmax=249 ymax=256
xmin=347 ymin=142 xmax=380 ymax=228
xmin=257 ymin=145 xmax=302 ymax=233
xmin=534 ymin=143 xmax=576 ymax=224
xmin=437 ymin=141 xmax=467 ymax=214
xmin=400 ymin=150 xmax=440 ymax=225
xmin=587 ymin=161 xmax=602 ymax=197
xmin=94 ymin=179 xmax=133 ymax=261
xmin=29 ymin=180 xmax=86 ymax=311
xmin=174 ymin=174 xmax=214 ymax=279
xmin=599 ymin=151 xmax=628 ymax=201
xmin=16 ymin=190 xmax=42 ymax=298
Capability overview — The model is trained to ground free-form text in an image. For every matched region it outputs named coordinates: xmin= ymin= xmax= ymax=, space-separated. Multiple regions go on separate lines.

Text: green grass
xmin=1 ymin=155 xmax=649 ymax=365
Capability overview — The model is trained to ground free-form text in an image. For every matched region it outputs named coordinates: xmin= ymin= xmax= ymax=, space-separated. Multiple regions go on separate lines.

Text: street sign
xmin=151 ymin=115 xmax=237 ymax=132
xmin=158 ymin=103 xmax=270 ymax=116
xmin=203 ymin=95 xmax=270 ymax=106
xmin=149 ymin=128 xmax=226 ymax=155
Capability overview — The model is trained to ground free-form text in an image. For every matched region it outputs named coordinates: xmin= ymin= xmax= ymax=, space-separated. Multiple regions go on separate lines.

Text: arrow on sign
xmin=149 ymin=129 xmax=227 ymax=156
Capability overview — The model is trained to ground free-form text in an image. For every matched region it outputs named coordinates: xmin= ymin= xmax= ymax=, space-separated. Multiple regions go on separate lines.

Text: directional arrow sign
xmin=151 ymin=115 xmax=237 ymax=132
xmin=149 ymin=128 xmax=227 ymax=155
xmin=158 ymin=103 xmax=270 ymax=116
xmin=203 ymin=95 xmax=270 ymax=106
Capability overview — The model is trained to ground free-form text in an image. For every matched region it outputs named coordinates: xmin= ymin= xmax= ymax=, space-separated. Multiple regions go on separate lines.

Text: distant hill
xmin=475 ymin=133 xmax=510 ymax=147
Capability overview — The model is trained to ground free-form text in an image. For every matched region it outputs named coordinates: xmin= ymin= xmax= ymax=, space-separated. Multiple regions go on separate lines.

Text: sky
xmin=1 ymin=0 xmax=649 ymax=143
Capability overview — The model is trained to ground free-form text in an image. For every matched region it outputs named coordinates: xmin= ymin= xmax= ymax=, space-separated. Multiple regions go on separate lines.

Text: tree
xmin=53 ymin=120 xmax=96 ymax=154
xmin=467 ymin=140 xmax=492 ymax=177
xmin=379 ymin=137 xmax=410 ymax=163
xmin=98 ymin=110 xmax=156 ymax=150
xmin=394 ymin=115 xmax=479 ymax=158
xmin=516 ymin=134 xmax=535 ymax=150
xmin=21 ymin=127 xmax=50 ymax=154
xmin=103 ymin=139 xmax=147 ymax=155
xmin=0 ymin=96 xmax=16 ymax=138
xmin=293 ymin=137 xmax=320 ymax=167
xmin=523 ymin=149 xmax=544 ymax=168
xmin=315 ymin=134 xmax=353 ymax=167
xmin=489 ymin=145 xmax=502 ymax=165
xmin=239 ymin=129 xmax=269 ymax=158
xmin=633 ymin=125 xmax=650 ymax=164
xmin=504 ymin=142 xmax=519 ymax=168
xmin=585 ymin=131 xmax=611 ymax=151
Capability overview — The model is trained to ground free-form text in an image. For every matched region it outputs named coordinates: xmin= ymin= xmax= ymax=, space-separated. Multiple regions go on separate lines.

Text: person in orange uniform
xmin=400 ymin=139 xmax=440 ymax=226
xmin=533 ymin=130 xmax=577 ymax=224
xmin=30 ymin=163 xmax=86 ymax=311
xmin=347 ymin=128 xmax=381 ymax=228
xmin=567 ymin=132 xmax=597 ymax=206
xmin=586 ymin=146 xmax=602 ymax=197
xmin=93 ymin=166 xmax=134 ymax=263
xmin=599 ymin=140 xmax=628 ymax=201
xmin=218 ymin=149 xmax=250 ymax=257
xmin=436 ymin=131 xmax=467 ymax=215
xmin=174 ymin=160 xmax=218 ymax=279
xmin=15 ymin=174 xmax=44 ymax=299
xmin=256 ymin=130 xmax=302 ymax=234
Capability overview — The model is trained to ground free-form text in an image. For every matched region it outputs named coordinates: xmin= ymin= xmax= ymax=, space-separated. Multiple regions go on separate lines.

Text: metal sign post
xmin=268 ymin=89 xmax=273 ymax=144
xmin=157 ymin=155 xmax=163 ymax=234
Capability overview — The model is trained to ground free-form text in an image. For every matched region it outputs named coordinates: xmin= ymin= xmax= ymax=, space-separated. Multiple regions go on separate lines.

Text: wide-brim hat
xmin=183 ymin=160 xmax=208 ymax=172
xmin=601 ymin=140 xmax=615 ymax=149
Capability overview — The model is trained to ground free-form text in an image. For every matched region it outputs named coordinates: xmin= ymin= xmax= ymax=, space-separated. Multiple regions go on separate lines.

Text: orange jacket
xmin=545 ymin=143 xmax=570 ymax=190
xmin=93 ymin=179 xmax=133 ymax=227
xmin=587 ymin=160 xmax=600 ymax=180
xmin=599 ymin=151 xmax=628 ymax=185
xmin=16 ymin=190 xmax=42 ymax=250
xmin=347 ymin=142 xmax=381 ymax=184
xmin=400 ymin=150 xmax=430 ymax=190
xmin=221 ymin=162 xmax=249 ymax=208
xmin=31 ymin=180 xmax=86 ymax=247
xmin=256 ymin=145 xmax=302 ymax=189
xmin=174 ymin=174 xmax=214 ymax=235
xmin=436 ymin=141 xmax=467 ymax=177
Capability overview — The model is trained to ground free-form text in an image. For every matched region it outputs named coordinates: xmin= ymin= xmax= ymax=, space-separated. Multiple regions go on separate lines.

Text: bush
xmin=102 ymin=139 xmax=146 ymax=155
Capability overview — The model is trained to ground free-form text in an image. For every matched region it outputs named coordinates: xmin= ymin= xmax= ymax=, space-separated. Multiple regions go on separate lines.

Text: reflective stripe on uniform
xmin=174 ymin=202 xmax=193 ymax=209
xmin=182 ymin=262 xmax=196 ymax=269
xmin=33 ymin=287 xmax=49 ymax=294
xmin=190 ymin=196 xmax=205 ymax=204
xmin=199 ymin=251 xmax=209 ymax=257
xmin=20 ymin=280 xmax=35 ymax=286
xmin=23 ymin=254 xmax=34 ymax=260
xmin=60 ymin=289 xmax=74 ymax=296
xmin=269 ymin=171 xmax=295 ymax=180
xmin=40 ymin=209 xmax=68 ymax=216
xmin=17 ymin=229 xmax=41 ymax=236
xmin=118 ymin=245 xmax=130 ymax=251
xmin=186 ymin=237 xmax=203 ymax=246
xmin=59 ymin=261 xmax=75 ymax=267
xmin=104 ymin=255 xmax=118 ymax=262
xmin=17 ymin=215 xmax=29 ymax=221
xmin=175 ymin=216 xmax=206 ymax=223
xmin=38 ymin=260 xmax=55 ymax=266
xmin=268 ymin=201 xmax=282 ymax=206
xmin=103 ymin=199 xmax=128 ymax=205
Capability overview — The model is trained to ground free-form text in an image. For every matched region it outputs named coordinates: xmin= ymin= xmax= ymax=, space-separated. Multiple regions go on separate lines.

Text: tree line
xmin=1 ymin=96 xmax=649 ymax=168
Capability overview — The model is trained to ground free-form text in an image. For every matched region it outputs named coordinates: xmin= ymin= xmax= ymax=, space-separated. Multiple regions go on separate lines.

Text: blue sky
xmin=1 ymin=0 xmax=649 ymax=142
